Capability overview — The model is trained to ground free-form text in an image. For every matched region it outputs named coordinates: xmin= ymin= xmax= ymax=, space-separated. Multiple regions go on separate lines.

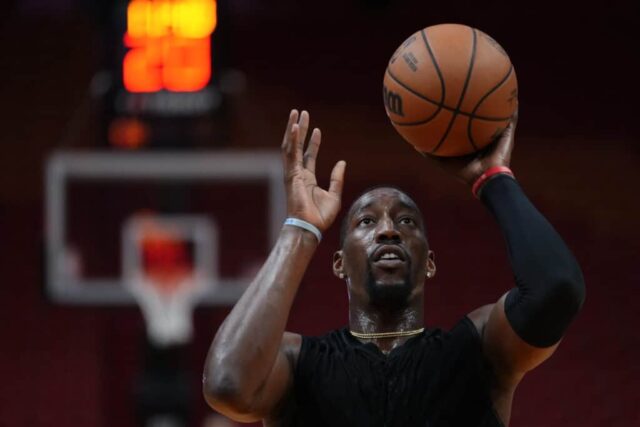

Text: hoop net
xmin=123 ymin=214 xmax=216 ymax=346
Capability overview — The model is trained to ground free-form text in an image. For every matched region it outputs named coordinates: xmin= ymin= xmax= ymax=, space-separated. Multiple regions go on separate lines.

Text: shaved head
xmin=340 ymin=186 xmax=426 ymax=248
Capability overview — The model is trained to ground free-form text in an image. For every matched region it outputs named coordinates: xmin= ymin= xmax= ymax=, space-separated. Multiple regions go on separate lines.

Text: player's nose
xmin=375 ymin=217 xmax=400 ymax=243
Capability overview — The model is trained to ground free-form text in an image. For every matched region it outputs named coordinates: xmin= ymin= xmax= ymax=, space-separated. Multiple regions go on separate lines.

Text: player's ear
xmin=333 ymin=250 xmax=346 ymax=280
xmin=425 ymin=250 xmax=436 ymax=279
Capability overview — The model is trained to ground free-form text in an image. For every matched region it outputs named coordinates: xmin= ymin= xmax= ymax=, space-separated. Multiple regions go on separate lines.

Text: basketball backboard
xmin=45 ymin=151 xmax=285 ymax=306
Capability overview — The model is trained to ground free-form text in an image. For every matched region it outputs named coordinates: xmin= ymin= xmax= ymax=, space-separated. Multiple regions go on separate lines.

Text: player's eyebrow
xmin=352 ymin=198 xmax=419 ymax=217
xmin=352 ymin=201 xmax=375 ymax=215
xmin=395 ymin=200 xmax=420 ymax=213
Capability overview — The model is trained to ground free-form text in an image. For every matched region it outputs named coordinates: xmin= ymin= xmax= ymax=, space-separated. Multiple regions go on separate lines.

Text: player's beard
xmin=364 ymin=259 xmax=413 ymax=309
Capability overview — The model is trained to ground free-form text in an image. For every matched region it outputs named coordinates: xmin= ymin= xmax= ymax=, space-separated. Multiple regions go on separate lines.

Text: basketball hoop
xmin=123 ymin=214 xmax=218 ymax=346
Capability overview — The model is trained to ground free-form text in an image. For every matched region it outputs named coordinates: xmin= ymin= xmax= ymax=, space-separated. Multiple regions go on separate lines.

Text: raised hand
xmin=422 ymin=112 xmax=517 ymax=186
xmin=281 ymin=110 xmax=347 ymax=232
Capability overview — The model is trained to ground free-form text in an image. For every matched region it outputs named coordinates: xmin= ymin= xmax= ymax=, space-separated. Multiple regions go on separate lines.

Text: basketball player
xmin=203 ymin=110 xmax=585 ymax=426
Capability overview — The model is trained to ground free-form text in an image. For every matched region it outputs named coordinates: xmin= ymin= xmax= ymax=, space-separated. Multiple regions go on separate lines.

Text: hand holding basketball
xmin=425 ymin=111 xmax=517 ymax=186
xmin=281 ymin=110 xmax=347 ymax=232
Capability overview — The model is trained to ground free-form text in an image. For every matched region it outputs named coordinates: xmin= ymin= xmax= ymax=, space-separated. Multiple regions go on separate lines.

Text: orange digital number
xmin=123 ymin=0 xmax=217 ymax=93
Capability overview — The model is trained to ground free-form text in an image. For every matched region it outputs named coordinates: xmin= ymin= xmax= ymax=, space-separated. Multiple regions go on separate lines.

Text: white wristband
xmin=284 ymin=218 xmax=322 ymax=242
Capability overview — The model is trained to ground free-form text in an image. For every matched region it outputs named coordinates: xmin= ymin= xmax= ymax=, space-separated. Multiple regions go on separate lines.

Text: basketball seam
xmin=386 ymin=66 xmax=442 ymax=126
xmin=467 ymin=66 xmax=515 ymax=150
xmin=422 ymin=29 xmax=446 ymax=107
xmin=386 ymin=69 xmax=511 ymax=124
xmin=384 ymin=30 xmax=446 ymax=127
xmin=430 ymin=27 xmax=477 ymax=154
xmin=386 ymin=69 xmax=512 ymax=124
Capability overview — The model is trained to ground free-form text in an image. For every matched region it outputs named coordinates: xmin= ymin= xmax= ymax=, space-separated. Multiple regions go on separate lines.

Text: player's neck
xmin=348 ymin=297 xmax=424 ymax=354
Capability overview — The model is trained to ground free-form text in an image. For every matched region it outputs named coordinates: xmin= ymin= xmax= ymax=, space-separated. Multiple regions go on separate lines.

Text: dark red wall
xmin=0 ymin=1 xmax=638 ymax=426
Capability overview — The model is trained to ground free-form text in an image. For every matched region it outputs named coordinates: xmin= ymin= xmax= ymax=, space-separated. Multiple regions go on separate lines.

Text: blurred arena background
xmin=0 ymin=0 xmax=638 ymax=426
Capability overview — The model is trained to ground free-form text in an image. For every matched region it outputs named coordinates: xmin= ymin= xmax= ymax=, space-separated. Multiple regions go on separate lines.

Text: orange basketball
xmin=383 ymin=23 xmax=518 ymax=157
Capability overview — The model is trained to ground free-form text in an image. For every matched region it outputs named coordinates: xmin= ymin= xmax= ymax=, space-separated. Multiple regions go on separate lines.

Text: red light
xmin=141 ymin=225 xmax=193 ymax=294
xmin=108 ymin=117 xmax=150 ymax=149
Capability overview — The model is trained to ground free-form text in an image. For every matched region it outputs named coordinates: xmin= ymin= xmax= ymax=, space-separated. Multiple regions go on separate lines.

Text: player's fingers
xmin=328 ymin=160 xmax=347 ymax=198
xmin=281 ymin=109 xmax=299 ymax=151
xmin=303 ymin=128 xmax=321 ymax=173
xmin=503 ymin=109 xmax=518 ymax=140
xmin=511 ymin=107 xmax=519 ymax=126
xmin=284 ymin=124 xmax=300 ymax=168
xmin=296 ymin=110 xmax=310 ymax=161
xmin=497 ymin=115 xmax=517 ymax=160
xmin=298 ymin=110 xmax=310 ymax=139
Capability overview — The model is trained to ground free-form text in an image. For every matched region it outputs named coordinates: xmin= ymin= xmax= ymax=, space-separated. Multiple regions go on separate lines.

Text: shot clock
xmin=123 ymin=0 xmax=217 ymax=93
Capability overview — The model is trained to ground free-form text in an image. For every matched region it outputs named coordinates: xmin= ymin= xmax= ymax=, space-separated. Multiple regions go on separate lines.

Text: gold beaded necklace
xmin=349 ymin=327 xmax=425 ymax=339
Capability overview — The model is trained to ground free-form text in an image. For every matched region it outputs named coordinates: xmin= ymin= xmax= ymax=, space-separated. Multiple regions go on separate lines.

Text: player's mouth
xmin=371 ymin=245 xmax=407 ymax=269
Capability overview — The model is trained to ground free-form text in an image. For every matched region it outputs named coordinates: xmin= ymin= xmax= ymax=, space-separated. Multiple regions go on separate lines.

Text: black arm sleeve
xmin=481 ymin=175 xmax=586 ymax=348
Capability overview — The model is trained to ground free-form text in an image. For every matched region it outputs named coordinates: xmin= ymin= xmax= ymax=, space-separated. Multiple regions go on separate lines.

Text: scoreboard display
xmin=106 ymin=0 xmax=226 ymax=148
xmin=123 ymin=0 xmax=217 ymax=92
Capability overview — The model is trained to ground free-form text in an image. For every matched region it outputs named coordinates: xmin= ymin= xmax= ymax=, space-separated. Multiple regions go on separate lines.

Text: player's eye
xmin=399 ymin=217 xmax=415 ymax=225
xmin=358 ymin=217 xmax=375 ymax=226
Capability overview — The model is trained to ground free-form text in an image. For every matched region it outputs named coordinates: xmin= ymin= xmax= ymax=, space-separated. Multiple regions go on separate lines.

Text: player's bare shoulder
xmin=467 ymin=303 xmax=516 ymax=426
xmin=262 ymin=332 xmax=303 ymax=426
xmin=467 ymin=303 xmax=495 ymax=338
xmin=281 ymin=332 xmax=303 ymax=370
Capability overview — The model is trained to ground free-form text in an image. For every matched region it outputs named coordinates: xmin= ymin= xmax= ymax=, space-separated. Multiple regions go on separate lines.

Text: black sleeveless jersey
xmin=287 ymin=317 xmax=504 ymax=427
